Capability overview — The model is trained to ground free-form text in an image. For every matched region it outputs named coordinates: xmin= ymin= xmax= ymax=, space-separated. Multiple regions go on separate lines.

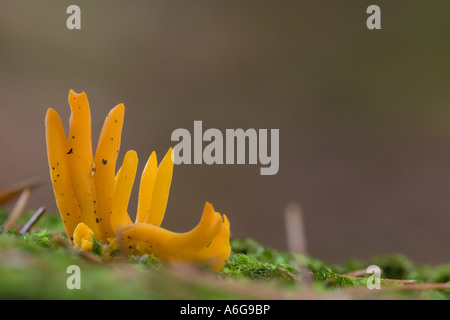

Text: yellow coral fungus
xmin=73 ymin=222 xmax=94 ymax=252
xmin=45 ymin=90 xmax=231 ymax=271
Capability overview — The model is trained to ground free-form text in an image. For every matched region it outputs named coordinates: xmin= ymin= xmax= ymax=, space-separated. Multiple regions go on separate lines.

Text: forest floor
xmin=0 ymin=209 xmax=449 ymax=300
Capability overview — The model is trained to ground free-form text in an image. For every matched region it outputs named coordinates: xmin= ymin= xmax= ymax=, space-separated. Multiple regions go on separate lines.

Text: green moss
xmin=314 ymin=267 xmax=366 ymax=288
xmin=128 ymin=254 xmax=164 ymax=270
xmin=0 ymin=228 xmax=57 ymax=252
xmin=0 ymin=209 xmax=449 ymax=299
xmin=231 ymin=238 xmax=325 ymax=270
xmin=222 ymin=253 xmax=297 ymax=282
xmin=342 ymin=255 xmax=418 ymax=280
xmin=22 ymin=229 xmax=56 ymax=249
xmin=415 ymin=264 xmax=450 ymax=284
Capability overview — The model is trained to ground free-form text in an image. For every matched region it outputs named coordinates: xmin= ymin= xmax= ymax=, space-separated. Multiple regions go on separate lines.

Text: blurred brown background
xmin=1 ymin=1 xmax=450 ymax=263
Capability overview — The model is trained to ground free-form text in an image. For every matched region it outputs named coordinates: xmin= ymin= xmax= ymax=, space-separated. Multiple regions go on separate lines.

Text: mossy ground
xmin=0 ymin=209 xmax=449 ymax=300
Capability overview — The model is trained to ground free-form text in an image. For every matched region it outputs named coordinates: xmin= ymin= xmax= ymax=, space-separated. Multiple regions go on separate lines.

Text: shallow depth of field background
xmin=1 ymin=1 xmax=450 ymax=263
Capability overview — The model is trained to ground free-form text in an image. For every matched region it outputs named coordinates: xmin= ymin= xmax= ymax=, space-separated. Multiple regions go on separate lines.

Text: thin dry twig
xmin=279 ymin=267 xmax=301 ymax=282
xmin=339 ymin=282 xmax=450 ymax=299
xmin=20 ymin=206 xmax=46 ymax=234
xmin=284 ymin=203 xmax=308 ymax=255
xmin=378 ymin=278 xmax=416 ymax=284
xmin=0 ymin=178 xmax=43 ymax=205
xmin=343 ymin=269 xmax=373 ymax=278
xmin=3 ymin=188 xmax=31 ymax=230
xmin=283 ymin=203 xmax=316 ymax=287
xmin=328 ymin=273 xmax=417 ymax=286
xmin=342 ymin=269 xmax=416 ymax=284
xmin=380 ymin=283 xmax=450 ymax=291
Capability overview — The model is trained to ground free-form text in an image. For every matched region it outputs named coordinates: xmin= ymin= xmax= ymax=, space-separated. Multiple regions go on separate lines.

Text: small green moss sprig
xmin=128 ymin=254 xmax=164 ymax=270
xmin=91 ymin=234 xmax=103 ymax=256
xmin=0 ymin=228 xmax=56 ymax=251
xmin=313 ymin=267 xmax=367 ymax=288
